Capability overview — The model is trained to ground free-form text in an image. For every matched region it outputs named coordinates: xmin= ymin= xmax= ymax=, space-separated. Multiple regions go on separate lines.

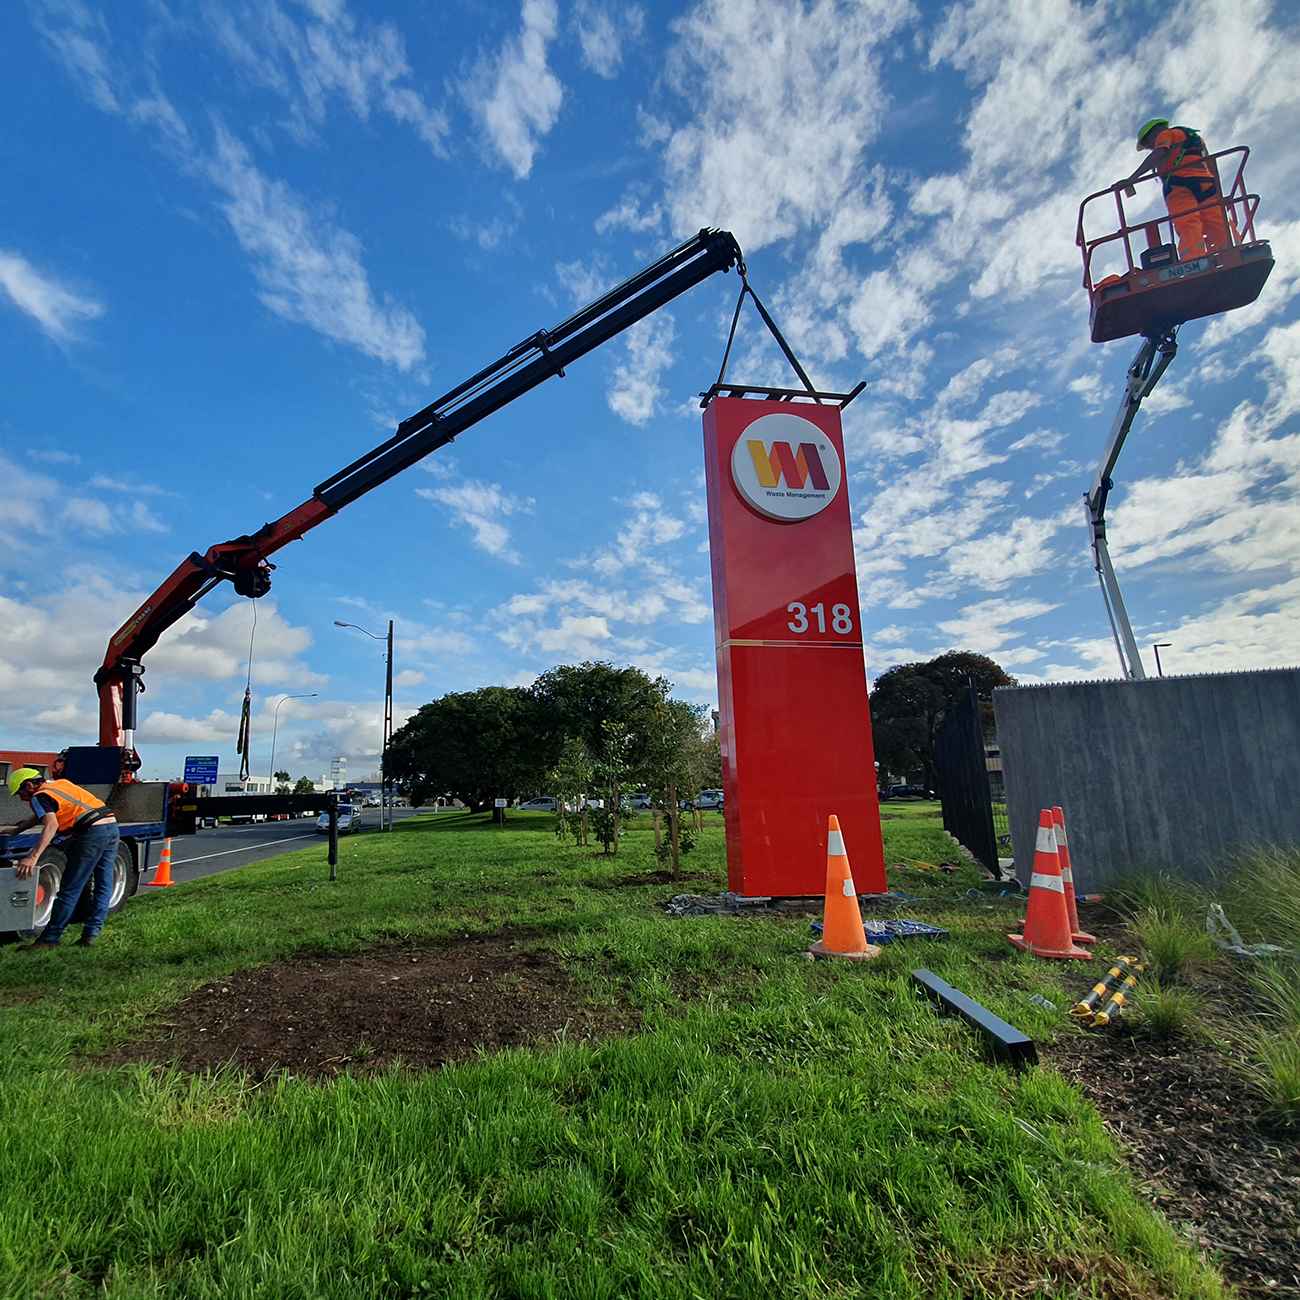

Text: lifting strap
xmin=713 ymin=264 xmax=823 ymax=402
xmin=236 ymin=600 xmax=257 ymax=783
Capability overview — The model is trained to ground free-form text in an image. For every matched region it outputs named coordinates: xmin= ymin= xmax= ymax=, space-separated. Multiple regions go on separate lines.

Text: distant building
xmin=216 ymin=773 xmax=275 ymax=794
xmin=0 ymin=751 xmax=57 ymax=785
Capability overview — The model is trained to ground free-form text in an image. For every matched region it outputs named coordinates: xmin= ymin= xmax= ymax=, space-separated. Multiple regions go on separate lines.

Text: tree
xmin=532 ymin=661 xmax=667 ymax=760
xmin=548 ymin=737 xmax=593 ymax=846
xmin=588 ymin=720 xmax=634 ymax=855
xmin=387 ymin=686 xmax=549 ymax=811
xmin=292 ymin=777 xmax=315 ymax=795
xmin=639 ymin=698 xmax=708 ymax=878
xmin=274 ymin=769 xmax=291 ymax=795
xmin=869 ymin=652 xmax=1014 ymax=789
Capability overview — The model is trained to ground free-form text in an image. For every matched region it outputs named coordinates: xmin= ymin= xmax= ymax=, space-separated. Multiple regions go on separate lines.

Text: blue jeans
xmin=43 ymin=822 xmax=120 ymax=943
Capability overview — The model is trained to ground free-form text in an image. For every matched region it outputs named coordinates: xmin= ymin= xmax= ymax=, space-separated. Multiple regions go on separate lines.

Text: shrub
xmin=1138 ymin=982 xmax=1200 ymax=1041
xmin=1218 ymin=845 xmax=1300 ymax=950
xmin=1104 ymin=871 xmax=1204 ymax=923
xmin=1248 ymin=961 xmax=1300 ymax=1033
xmin=1132 ymin=905 xmax=1216 ymax=982
xmin=1244 ymin=1031 xmax=1300 ymax=1127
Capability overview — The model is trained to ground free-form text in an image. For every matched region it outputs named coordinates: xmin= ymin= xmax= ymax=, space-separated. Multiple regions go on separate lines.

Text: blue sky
xmin=2 ymin=0 xmax=1298 ymax=782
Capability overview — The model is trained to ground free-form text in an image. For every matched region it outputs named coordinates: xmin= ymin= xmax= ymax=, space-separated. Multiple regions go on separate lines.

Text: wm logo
xmin=746 ymin=440 xmax=831 ymax=491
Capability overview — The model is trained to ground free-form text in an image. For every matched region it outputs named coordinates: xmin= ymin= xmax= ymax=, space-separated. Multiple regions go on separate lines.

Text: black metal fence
xmin=934 ymin=684 xmax=1001 ymax=876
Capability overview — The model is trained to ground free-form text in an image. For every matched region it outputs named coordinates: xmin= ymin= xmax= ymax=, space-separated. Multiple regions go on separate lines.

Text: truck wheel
xmin=20 ymin=846 xmax=67 ymax=940
xmin=107 ymin=842 xmax=138 ymax=914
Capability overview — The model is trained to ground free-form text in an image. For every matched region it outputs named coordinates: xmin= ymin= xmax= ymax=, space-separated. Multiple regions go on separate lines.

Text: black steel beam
xmin=911 ymin=968 xmax=1038 ymax=1068
xmin=317 ymin=229 xmax=742 ymax=511
xmin=184 ymin=793 xmax=337 ymax=817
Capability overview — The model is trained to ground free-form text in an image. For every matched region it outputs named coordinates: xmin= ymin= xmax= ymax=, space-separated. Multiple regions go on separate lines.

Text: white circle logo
xmin=729 ymin=413 xmax=843 ymax=522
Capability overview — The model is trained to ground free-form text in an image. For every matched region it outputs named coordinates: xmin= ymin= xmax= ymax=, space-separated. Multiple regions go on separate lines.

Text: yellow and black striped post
xmin=1091 ymin=966 xmax=1143 ymax=1026
xmin=1070 ymin=956 xmax=1140 ymax=1022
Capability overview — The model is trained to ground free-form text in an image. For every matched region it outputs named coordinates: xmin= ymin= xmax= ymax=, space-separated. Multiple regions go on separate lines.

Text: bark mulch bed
xmin=1051 ymin=904 xmax=1300 ymax=1298
xmin=104 ymin=930 xmax=634 ymax=1081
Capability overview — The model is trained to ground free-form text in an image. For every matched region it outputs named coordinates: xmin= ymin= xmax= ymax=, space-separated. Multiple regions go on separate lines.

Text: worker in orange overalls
xmin=1125 ymin=117 xmax=1230 ymax=259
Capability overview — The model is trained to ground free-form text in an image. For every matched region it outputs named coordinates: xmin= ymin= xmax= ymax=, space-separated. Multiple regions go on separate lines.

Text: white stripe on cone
xmin=841 ymin=877 xmax=856 ymax=897
xmin=828 ymin=829 xmax=846 ymax=858
xmin=1035 ymin=824 xmax=1057 ymax=854
xmin=1055 ymin=823 xmax=1069 ymax=846
xmin=1029 ymin=871 xmax=1065 ymax=893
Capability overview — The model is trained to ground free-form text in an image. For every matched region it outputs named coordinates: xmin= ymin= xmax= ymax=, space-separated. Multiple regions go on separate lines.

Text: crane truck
xmin=1 ymin=228 xmax=746 ymax=939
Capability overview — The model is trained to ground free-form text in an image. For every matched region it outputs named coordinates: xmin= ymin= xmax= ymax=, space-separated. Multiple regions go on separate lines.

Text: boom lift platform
xmin=1077 ymin=145 xmax=1274 ymax=679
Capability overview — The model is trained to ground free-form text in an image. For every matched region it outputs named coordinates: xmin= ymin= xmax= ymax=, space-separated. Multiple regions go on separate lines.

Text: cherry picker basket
xmin=1077 ymin=145 xmax=1273 ymax=343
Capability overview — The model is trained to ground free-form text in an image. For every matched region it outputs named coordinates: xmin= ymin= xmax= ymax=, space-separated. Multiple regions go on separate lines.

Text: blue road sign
xmin=183 ymin=755 xmax=220 ymax=786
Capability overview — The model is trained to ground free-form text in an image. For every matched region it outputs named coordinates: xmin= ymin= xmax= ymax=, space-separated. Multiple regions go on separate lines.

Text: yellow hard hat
xmin=7 ymin=766 xmax=41 ymax=796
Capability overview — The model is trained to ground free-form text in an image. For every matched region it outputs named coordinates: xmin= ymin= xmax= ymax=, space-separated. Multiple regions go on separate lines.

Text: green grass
xmin=1217 ymin=844 xmax=1300 ymax=948
xmin=1131 ymin=907 xmax=1217 ymax=983
xmin=1137 ymin=982 xmax=1202 ymax=1042
xmin=0 ymin=810 xmax=1227 ymax=1298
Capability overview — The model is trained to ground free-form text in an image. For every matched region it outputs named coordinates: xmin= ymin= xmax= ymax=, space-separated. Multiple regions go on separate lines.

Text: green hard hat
xmin=1136 ymin=117 xmax=1168 ymax=149
xmin=6 ymin=766 xmax=41 ymax=796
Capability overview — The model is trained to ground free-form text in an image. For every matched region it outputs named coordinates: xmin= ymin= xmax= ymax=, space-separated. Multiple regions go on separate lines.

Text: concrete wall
xmin=993 ymin=668 xmax=1300 ymax=890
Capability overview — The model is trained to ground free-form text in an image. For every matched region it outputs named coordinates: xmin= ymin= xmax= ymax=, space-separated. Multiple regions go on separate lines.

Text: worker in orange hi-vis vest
xmin=3 ymin=767 xmax=119 ymax=950
xmin=1125 ymin=117 xmax=1230 ymax=259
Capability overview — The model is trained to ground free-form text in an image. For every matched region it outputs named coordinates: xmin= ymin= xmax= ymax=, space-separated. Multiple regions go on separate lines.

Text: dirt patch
xmin=104 ymin=931 xmax=634 ymax=1081
xmin=952 ymin=1250 xmax=1163 ymax=1300
xmin=1053 ymin=1025 xmax=1300 ymax=1298
xmin=603 ymin=870 xmax=720 ymax=888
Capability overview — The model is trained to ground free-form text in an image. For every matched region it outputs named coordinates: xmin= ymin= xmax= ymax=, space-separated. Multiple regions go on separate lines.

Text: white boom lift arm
xmin=1084 ymin=327 xmax=1178 ymax=680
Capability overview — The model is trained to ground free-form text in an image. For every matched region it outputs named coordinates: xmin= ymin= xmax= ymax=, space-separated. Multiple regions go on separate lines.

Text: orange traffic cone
xmin=809 ymin=815 xmax=882 ymax=961
xmin=1008 ymin=810 xmax=1090 ymax=960
xmin=1052 ymin=806 xmax=1096 ymax=945
xmin=147 ymin=838 xmax=175 ymax=888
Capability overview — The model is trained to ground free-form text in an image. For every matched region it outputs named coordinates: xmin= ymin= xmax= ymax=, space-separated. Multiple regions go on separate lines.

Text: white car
xmin=518 ymin=797 xmax=558 ymax=812
xmin=316 ymin=803 xmax=363 ymax=834
xmin=695 ymin=790 xmax=724 ymax=811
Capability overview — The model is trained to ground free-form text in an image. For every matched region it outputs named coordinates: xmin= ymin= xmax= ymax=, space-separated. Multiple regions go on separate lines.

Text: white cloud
xmin=30 ymin=0 xmax=119 ymax=112
xmin=608 ymin=314 xmax=675 ymax=425
xmin=139 ymin=709 xmax=240 ymax=744
xmin=595 ymin=193 xmax=663 ymax=236
xmin=416 ymin=479 xmax=534 ymax=563
xmin=0 ymin=250 xmax=104 ymax=343
xmin=535 ymin=614 xmax=612 ymax=656
xmin=207 ymin=126 xmax=425 ymax=371
xmin=655 ymin=0 xmax=908 ymax=250
xmin=944 ymin=514 xmax=1070 ymax=590
xmin=468 ymin=0 xmax=563 ymax=179
xmin=574 ymin=1 xmax=645 ymax=78
xmin=555 ymin=255 xmax=612 ymax=305
xmin=0 ymin=581 xmax=322 ymax=750
xmin=204 ymin=0 xmax=449 ymax=153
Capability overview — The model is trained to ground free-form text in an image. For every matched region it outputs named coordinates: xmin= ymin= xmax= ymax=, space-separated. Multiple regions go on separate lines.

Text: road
xmin=162 ymin=806 xmax=432 ymax=883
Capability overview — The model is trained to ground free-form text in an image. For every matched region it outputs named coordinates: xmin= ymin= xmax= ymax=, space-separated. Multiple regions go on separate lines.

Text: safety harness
xmin=1160 ymin=126 xmax=1215 ymax=197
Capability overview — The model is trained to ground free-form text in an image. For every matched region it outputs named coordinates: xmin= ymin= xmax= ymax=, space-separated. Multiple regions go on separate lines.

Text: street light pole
xmin=334 ymin=618 xmax=396 ymax=831
xmin=384 ymin=619 xmax=394 ymax=832
xmin=269 ymin=693 xmax=318 ymax=793
xmin=1152 ymin=641 xmax=1172 ymax=677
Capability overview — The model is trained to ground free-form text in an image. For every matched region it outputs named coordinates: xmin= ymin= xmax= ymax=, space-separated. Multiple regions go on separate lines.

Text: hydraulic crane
xmin=93 ymin=228 xmax=744 ymax=781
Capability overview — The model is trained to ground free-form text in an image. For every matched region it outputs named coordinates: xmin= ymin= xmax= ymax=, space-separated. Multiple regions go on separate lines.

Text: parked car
xmin=695 ymin=789 xmax=724 ymax=811
xmin=364 ymin=795 xmax=381 ymax=807
xmin=316 ymin=803 xmax=363 ymax=834
xmin=888 ymin=784 xmax=934 ymax=800
xmin=627 ymin=792 xmax=652 ymax=811
xmin=518 ymin=796 xmax=559 ymax=812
